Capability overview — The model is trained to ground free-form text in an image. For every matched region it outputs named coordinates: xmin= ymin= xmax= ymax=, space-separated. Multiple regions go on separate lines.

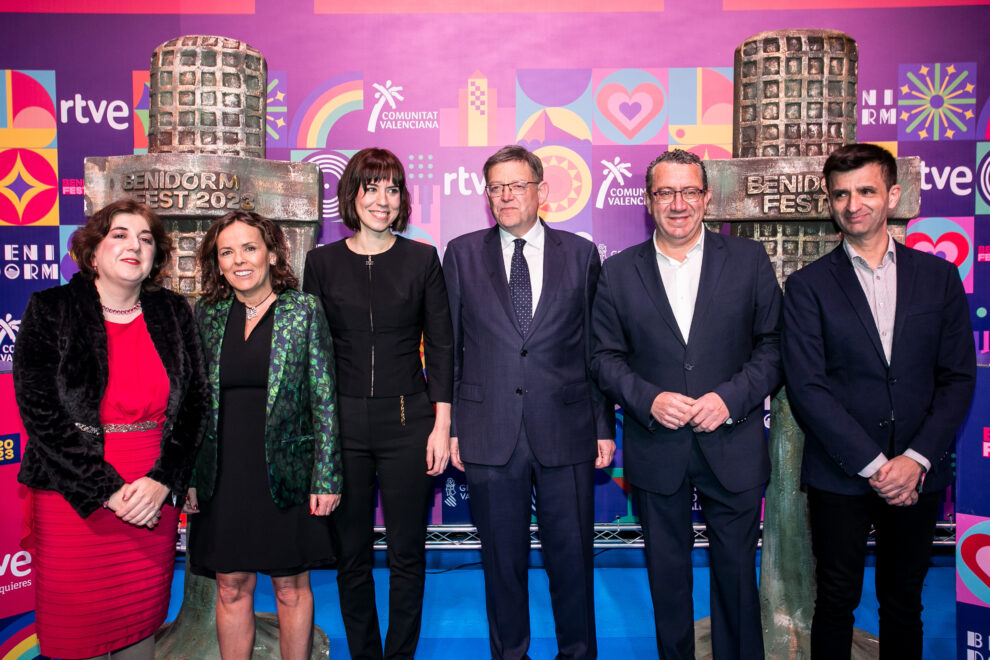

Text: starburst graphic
xmin=898 ymin=62 xmax=977 ymax=141
xmin=266 ymin=72 xmax=288 ymax=146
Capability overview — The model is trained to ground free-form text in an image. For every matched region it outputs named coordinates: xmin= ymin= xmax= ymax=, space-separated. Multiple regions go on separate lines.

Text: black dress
xmin=189 ymin=300 xmax=333 ymax=575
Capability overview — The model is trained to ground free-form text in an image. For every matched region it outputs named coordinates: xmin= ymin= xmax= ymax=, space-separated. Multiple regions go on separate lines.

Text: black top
xmin=303 ymin=235 xmax=453 ymax=402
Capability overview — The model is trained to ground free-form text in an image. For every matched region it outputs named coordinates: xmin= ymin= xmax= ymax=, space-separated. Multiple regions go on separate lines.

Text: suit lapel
xmin=267 ymin=293 xmax=289 ymax=419
xmin=828 ymin=246 xmax=887 ymax=364
xmin=890 ymin=241 xmax=916 ymax=362
xmin=528 ymin=222 xmax=561 ymax=339
xmin=686 ymin=230 xmax=726 ymax=346
xmin=634 ymin=238 xmax=685 ymax=346
xmin=483 ymin=226 xmax=525 ymax=337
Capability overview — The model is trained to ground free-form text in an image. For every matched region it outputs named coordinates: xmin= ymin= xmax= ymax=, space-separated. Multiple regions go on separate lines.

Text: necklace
xmin=101 ymin=301 xmax=142 ymax=316
xmin=245 ymin=291 xmax=274 ymax=320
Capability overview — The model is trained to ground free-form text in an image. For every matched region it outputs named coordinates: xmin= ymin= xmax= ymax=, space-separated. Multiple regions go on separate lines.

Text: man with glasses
xmin=591 ymin=149 xmax=782 ymax=659
xmin=443 ymin=145 xmax=615 ymax=660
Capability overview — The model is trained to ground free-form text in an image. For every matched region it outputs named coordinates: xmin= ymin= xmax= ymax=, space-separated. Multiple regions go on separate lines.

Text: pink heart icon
xmin=597 ymin=82 xmax=664 ymax=140
xmin=906 ymin=231 xmax=969 ymax=268
xmin=960 ymin=533 xmax=990 ymax=590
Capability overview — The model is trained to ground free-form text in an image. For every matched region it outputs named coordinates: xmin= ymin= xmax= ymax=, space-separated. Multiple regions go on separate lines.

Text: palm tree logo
xmin=595 ymin=156 xmax=633 ymax=209
xmin=367 ymin=80 xmax=405 ymax=133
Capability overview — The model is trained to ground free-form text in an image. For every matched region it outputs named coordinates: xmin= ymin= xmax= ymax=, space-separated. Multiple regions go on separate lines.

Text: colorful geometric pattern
xmin=288 ymin=72 xmax=363 ymax=149
xmin=0 ymin=612 xmax=39 ymax=660
xmin=0 ymin=148 xmax=58 ymax=226
xmin=536 ymin=145 xmax=592 ymax=223
xmin=977 ymin=143 xmax=990 ymax=214
xmin=667 ymin=67 xmax=733 ymax=155
xmin=957 ymin=514 xmax=990 ymax=607
xmin=593 ymin=69 xmax=668 ymax=145
xmin=0 ymin=70 xmax=56 ymax=149
xmin=898 ymin=62 xmax=977 ymax=141
xmin=131 ymin=70 xmax=149 ymax=154
xmin=266 ymin=71 xmax=288 ymax=147
xmin=314 ymin=0 xmax=660 ymax=12
xmin=906 ymin=216 xmax=974 ymax=293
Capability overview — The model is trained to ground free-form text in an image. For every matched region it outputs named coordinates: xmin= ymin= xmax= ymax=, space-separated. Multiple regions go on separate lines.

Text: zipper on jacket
xmin=366 ymin=254 xmax=375 ymax=397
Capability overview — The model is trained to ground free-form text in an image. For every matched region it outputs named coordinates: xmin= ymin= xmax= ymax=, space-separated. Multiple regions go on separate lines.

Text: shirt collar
xmin=500 ymin=219 xmax=545 ymax=252
xmin=654 ymin=227 xmax=705 ymax=265
xmin=843 ymin=232 xmax=897 ymax=268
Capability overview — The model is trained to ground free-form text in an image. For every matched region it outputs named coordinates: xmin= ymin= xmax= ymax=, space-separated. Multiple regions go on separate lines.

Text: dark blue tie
xmin=509 ymin=238 xmax=532 ymax=336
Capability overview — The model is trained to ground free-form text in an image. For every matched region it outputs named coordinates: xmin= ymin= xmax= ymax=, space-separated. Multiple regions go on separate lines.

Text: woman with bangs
xmin=304 ymin=148 xmax=453 ymax=660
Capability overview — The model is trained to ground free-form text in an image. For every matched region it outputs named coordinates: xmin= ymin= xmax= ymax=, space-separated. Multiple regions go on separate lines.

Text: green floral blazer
xmin=193 ymin=289 xmax=341 ymax=507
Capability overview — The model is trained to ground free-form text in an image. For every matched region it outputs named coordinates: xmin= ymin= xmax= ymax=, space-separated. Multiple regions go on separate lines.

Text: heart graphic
xmin=619 ymin=102 xmax=642 ymax=120
xmin=906 ymin=231 xmax=969 ymax=268
xmin=597 ymin=82 xmax=665 ymax=140
xmin=960 ymin=533 xmax=990 ymax=590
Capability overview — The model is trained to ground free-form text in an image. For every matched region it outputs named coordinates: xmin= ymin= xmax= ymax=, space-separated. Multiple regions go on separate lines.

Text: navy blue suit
xmin=591 ymin=230 xmax=782 ymax=659
xmin=782 ymin=241 xmax=975 ymax=658
xmin=443 ymin=222 xmax=614 ymax=660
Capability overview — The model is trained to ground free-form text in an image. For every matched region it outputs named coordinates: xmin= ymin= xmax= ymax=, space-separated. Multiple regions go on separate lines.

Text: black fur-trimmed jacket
xmin=14 ymin=274 xmax=208 ymax=517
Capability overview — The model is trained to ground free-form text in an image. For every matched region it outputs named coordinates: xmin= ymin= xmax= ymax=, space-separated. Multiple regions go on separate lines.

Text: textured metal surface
xmin=734 ymin=30 xmax=858 ymax=158
xmin=149 ymin=35 xmax=267 ymax=158
xmin=705 ymin=156 xmax=921 ymax=222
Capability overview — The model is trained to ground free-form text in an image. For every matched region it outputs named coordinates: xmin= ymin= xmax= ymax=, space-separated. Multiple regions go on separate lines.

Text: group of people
xmin=12 ymin=141 xmax=975 ymax=660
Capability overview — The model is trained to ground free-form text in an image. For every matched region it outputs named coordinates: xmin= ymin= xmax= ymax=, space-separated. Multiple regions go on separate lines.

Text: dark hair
xmin=337 ymin=148 xmax=411 ymax=234
xmin=197 ymin=211 xmax=298 ymax=304
xmin=483 ymin=145 xmax=544 ymax=183
xmin=71 ymin=199 xmax=172 ymax=291
xmin=644 ymin=149 xmax=708 ymax=192
xmin=823 ymin=143 xmax=897 ymax=190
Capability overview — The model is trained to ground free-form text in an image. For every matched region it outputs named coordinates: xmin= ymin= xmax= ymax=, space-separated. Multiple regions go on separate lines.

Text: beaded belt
xmin=74 ymin=420 xmax=158 ymax=434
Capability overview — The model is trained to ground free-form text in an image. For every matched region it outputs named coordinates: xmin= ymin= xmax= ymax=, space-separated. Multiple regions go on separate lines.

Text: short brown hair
xmin=823 ymin=143 xmax=897 ymax=191
xmin=337 ymin=148 xmax=411 ymax=234
xmin=197 ymin=211 xmax=298 ymax=304
xmin=71 ymin=199 xmax=172 ymax=291
xmin=483 ymin=145 xmax=544 ymax=183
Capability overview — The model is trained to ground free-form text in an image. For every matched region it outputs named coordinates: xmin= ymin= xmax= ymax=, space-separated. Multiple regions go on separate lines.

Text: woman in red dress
xmin=13 ymin=199 xmax=207 ymax=660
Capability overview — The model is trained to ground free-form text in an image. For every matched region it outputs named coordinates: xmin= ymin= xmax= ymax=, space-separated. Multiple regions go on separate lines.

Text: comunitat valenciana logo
xmin=0 ymin=313 xmax=19 ymax=360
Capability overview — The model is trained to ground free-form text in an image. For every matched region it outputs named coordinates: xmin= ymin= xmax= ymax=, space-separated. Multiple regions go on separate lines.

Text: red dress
xmin=31 ymin=315 xmax=178 ymax=659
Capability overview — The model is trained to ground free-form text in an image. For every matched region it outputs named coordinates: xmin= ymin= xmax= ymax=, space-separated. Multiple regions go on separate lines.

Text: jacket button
xmin=520 ymin=349 xmax=528 ymax=357
xmin=684 ymin=362 xmax=694 ymax=371
xmin=515 ymin=388 xmax=523 ymax=395
xmin=879 ymin=420 xmax=888 ymax=428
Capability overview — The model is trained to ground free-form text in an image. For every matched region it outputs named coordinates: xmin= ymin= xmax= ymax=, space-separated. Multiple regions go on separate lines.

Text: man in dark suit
xmin=782 ymin=143 xmax=975 ymax=659
xmin=443 ymin=145 xmax=616 ymax=660
xmin=591 ymin=149 xmax=782 ymax=660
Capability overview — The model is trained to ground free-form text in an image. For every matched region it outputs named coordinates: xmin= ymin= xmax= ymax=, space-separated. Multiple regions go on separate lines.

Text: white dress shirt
xmin=654 ymin=228 xmax=705 ymax=343
xmin=845 ymin=234 xmax=931 ymax=477
xmin=499 ymin=221 xmax=545 ymax=316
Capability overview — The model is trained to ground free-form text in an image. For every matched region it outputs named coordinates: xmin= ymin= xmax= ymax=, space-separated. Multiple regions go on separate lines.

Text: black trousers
xmin=634 ymin=437 xmax=765 ymax=660
xmin=332 ymin=392 xmax=436 ymax=660
xmin=464 ymin=427 xmax=597 ymax=660
xmin=807 ymin=486 xmax=940 ymax=660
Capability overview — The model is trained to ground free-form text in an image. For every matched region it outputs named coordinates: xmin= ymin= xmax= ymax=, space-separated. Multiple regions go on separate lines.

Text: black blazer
xmin=591 ymin=230 xmax=783 ymax=495
xmin=14 ymin=274 xmax=208 ymax=516
xmin=782 ymin=241 xmax=976 ymax=494
xmin=303 ymin=235 xmax=453 ymax=403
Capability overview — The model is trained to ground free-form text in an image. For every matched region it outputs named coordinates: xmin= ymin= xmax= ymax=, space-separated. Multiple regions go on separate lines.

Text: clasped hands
xmin=651 ymin=391 xmax=729 ymax=433
xmin=868 ymin=455 xmax=924 ymax=507
xmin=106 ymin=476 xmax=169 ymax=528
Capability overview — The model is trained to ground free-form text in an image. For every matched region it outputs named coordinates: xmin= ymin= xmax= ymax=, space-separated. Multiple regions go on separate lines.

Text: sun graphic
xmin=898 ymin=63 xmax=977 ymax=141
xmin=535 ymin=146 xmax=592 ymax=223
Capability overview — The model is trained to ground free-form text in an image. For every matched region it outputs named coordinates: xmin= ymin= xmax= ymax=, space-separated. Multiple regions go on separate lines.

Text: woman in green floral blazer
xmin=185 ymin=211 xmax=341 ymax=660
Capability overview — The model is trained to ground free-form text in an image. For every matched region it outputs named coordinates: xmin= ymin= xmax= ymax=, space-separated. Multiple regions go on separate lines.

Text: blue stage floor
xmin=167 ymin=549 xmax=957 ymax=658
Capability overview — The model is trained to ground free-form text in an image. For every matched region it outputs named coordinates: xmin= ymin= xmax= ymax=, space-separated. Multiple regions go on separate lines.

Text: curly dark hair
xmin=71 ymin=199 xmax=172 ymax=291
xmin=644 ymin=149 xmax=708 ymax=193
xmin=337 ymin=148 xmax=411 ymax=234
xmin=197 ymin=211 xmax=298 ymax=304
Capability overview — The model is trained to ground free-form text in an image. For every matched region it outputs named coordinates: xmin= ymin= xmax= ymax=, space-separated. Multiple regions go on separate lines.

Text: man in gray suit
xmin=443 ymin=145 xmax=615 ymax=660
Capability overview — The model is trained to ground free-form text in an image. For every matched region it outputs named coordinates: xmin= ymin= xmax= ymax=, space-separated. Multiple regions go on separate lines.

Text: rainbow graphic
xmin=289 ymin=72 xmax=363 ymax=148
xmin=0 ymin=612 xmax=40 ymax=660
xmin=0 ymin=70 xmax=57 ymax=149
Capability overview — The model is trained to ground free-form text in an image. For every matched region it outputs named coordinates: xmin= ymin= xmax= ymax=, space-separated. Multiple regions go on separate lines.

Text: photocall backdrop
xmin=1 ymin=0 xmax=989 ymax=656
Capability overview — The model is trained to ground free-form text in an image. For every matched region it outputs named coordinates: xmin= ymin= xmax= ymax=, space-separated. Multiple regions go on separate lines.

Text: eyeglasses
xmin=485 ymin=181 xmax=539 ymax=197
xmin=649 ymin=187 xmax=706 ymax=204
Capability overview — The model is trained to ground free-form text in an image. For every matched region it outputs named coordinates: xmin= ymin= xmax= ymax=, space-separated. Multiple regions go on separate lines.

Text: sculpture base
xmin=695 ymin=617 xmax=879 ymax=659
